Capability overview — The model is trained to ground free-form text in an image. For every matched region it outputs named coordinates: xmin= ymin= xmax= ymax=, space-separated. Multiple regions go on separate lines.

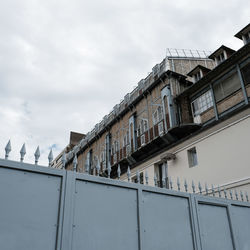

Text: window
xmin=158 ymin=106 xmax=163 ymax=121
xmin=188 ymin=147 xmax=198 ymax=167
xmin=137 ymin=124 xmax=141 ymax=137
xmin=153 ymin=110 xmax=158 ymax=125
xmin=241 ymin=63 xmax=250 ymax=86
xmin=123 ymin=131 xmax=129 ymax=146
xmin=194 ymin=71 xmax=202 ymax=82
xmin=217 ymin=52 xmax=225 ymax=64
xmin=112 ymin=140 xmax=119 ymax=155
xmin=141 ymin=134 xmax=146 ymax=145
xmin=191 ymin=90 xmax=213 ymax=117
xmin=153 ymin=106 xmax=163 ymax=125
xmin=137 ymin=119 xmax=148 ymax=136
xmin=213 ymin=72 xmax=241 ymax=102
xmin=143 ymin=119 xmax=148 ymax=131
xmin=114 ymin=141 xmax=119 ymax=153
xmin=158 ymin=121 xmax=164 ymax=135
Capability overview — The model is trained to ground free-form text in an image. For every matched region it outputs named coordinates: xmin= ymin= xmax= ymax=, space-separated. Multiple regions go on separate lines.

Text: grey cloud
xmin=0 ymin=0 xmax=249 ymax=165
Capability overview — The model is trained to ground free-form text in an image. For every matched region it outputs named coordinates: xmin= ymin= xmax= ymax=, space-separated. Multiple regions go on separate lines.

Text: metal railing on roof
xmin=166 ymin=48 xmax=212 ymax=58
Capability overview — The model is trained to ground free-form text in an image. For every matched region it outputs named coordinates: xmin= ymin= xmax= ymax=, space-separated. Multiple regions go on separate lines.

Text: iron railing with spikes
xmin=2 ymin=139 xmax=249 ymax=202
xmin=4 ymin=139 xmax=53 ymax=167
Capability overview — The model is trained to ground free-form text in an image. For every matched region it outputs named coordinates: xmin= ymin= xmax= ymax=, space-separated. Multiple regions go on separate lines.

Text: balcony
xmin=109 ymin=119 xmax=201 ymax=177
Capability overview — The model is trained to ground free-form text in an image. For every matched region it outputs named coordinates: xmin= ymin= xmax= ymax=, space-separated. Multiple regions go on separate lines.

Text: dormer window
xmin=208 ymin=45 xmax=235 ymax=66
xmin=235 ymin=23 xmax=250 ymax=45
xmin=217 ymin=52 xmax=225 ymax=64
xmin=194 ymin=71 xmax=202 ymax=82
xmin=187 ymin=65 xmax=211 ymax=83
xmin=244 ymin=32 xmax=250 ymax=44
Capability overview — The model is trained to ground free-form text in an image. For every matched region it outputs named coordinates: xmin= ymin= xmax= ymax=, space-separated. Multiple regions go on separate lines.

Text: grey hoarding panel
xmin=0 ymin=167 xmax=62 ymax=250
xmin=71 ymin=179 xmax=139 ymax=250
xmin=198 ymin=203 xmax=234 ymax=250
xmin=231 ymin=205 xmax=250 ymax=250
xmin=142 ymin=191 xmax=194 ymax=250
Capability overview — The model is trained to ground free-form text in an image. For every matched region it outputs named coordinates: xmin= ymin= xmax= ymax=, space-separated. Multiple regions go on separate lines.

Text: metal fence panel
xmin=1 ymin=159 xmax=250 ymax=250
xmin=71 ymin=178 xmax=139 ymax=250
xmin=142 ymin=191 xmax=194 ymax=250
xmin=197 ymin=203 xmax=234 ymax=250
xmin=230 ymin=205 xmax=250 ymax=250
xmin=0 ymin=165 xmax=63 ymax=250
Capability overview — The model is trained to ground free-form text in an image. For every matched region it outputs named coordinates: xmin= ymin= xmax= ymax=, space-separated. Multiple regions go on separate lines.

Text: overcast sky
xmin=0 ymin=0 xmax=249 ymax=165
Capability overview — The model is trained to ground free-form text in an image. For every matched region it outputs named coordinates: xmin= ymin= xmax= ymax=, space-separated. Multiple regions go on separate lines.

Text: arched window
xmin=153 ymin=106 xmax=163 ymax=125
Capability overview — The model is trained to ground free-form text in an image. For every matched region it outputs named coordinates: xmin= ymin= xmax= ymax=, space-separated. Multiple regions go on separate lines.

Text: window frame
xmin=191 ymin=90 xmax=213 ymax=118
xmin=187 ymin=147 xmax=198 ymax=168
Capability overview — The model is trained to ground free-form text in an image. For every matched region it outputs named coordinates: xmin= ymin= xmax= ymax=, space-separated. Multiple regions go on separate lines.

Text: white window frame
xmin=158 ymin=121 xmax=164 ymax=136
xmin=153 ymin=106 xmax=163 ymax=125
xmin=141 ymin=134 xmax=146 ymax=146
xmin=191 ymin=90 xmax=213 ymax=118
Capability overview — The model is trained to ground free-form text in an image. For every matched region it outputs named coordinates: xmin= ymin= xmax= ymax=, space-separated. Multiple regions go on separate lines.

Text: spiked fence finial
xmin=192 ymin=180 xmax=195 ymax=193
xmin=85 ymin=159 xmax=89 ymax=174
xmin=198 ymin=182 xmax=202 ymax=194
xmin=184 ymin=179 xmax=188 ymax=192
xmin=20 ymin=143 xmax=26 ymax=162
xmin=127 ymin=166 xmax=131 ymax=182
xmin=73 ymin=154 xmax=78 ymax=172
xmin=34 ymin=146 xmax=40 ymax=165
xmin=62 ymin=152 xmax=66 ymax=169
xmin=96 ymin=159 xmax=100 ymax=176
xmin=136 ymin=170 xmax=140 ymax=184
xmin=5 ymin=140 xmax=11 ymax=159
xmin=205 ymin=183 xmax=208 ymax=195
xmin=211 ymin=184 xmax=215 ymax=197
xmin=169 ymin=176 xmax=173 ymax=190
xmin=117 ymin=164 xmax=121 ymax=180
xmin=235 ymin=190 xmax=239 ymax=200
xmin=229 ymin=190 xmax=233 ymax=199
xmin=154 ymin=174 xmax=157 ymax=187
xmin=107 ymin=161 xmax=111 ymax=178
xmin=240 ymin=190 xmax=244 ymax=201
xmin=177 ymin=177 xmax=180 ymax=191
xmin=48 ymin=149 xmax=53 ymax=167
xmin=224 ymin=188 xmax=227 ymax=199
xmin=162 ymin=170 xmax=166 ymax=188
xmin=145 ymin=170 xmax=149 ymax=185
xmin=218 ymin=185 xmax=221 ymax=198
xmin=245 ymin=191 xmax=249 ymax=202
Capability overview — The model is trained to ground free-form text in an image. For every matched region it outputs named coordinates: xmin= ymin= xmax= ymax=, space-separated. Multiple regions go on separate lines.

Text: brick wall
xmin=217 ymin=90 xmax=244 ymax=114
xmin=201 ymin=108 xmax=215 ymax=123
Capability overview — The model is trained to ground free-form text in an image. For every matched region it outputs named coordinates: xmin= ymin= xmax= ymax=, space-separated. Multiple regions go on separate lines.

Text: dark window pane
xmin=241 ymin=63 xmax=250 ymax=86
xmin=214 ymin=72 xmax=241 ymax=102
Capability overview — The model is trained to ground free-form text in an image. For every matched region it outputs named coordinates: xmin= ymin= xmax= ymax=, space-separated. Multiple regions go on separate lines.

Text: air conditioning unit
xmin=194 ymin=115 xmax=201 ymax=124
xmin=141 ymin=134 xmax=146 ymax=146
xmin=158 ymin=121 xmax=164 ymax=136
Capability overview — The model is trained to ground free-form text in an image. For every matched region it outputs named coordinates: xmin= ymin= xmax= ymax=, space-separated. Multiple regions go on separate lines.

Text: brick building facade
xmin=53 ymin=23 xmax=250 ymax=193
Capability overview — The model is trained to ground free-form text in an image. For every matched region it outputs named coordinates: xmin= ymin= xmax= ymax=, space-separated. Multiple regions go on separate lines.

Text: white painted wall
xmin=168 ymin=114 xmax=250 ymax=189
